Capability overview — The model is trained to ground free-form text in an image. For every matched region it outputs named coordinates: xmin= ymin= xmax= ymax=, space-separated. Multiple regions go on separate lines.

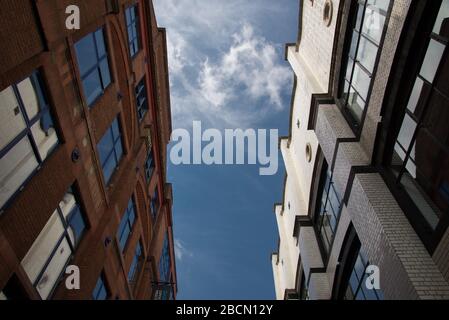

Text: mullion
xmin=396 ymin=40 xmax=448 ymax=183
xmin=12 ymin=84 xmax=44 ymax=164
xmin=345 ymin=2 xmax=368 ymax=107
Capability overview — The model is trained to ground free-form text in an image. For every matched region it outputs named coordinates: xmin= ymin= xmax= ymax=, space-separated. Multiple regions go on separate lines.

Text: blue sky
xmin=153 ymin=0 xmax=299 ymax=299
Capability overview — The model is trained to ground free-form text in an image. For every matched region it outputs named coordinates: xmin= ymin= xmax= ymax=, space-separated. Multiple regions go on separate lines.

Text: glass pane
xmin=433 ymin=0 xmax=449 ymax=37
xmin=420 ymin=39 xmax=445 ymax=83
xmin=95 ymin=29 xmax=106 ymax=58
xmin=396 ymin=113 xmax=417 ymax=159
xmin=0 ymin=86 xmax=27 ymax=150
xmin=99 ymin=59 xmax=111 ymax=88
xmin=114 ymin=138 xmax=123 ymax=162
xmin=36 ymin=237 xmax=72 ymax=299
xmin=83 ymin=69 xmax=102 ymax=106
xmin=21 ymin=211 xmax=65 ymax=284
xmin=102 ymin=156 xmax=117 ymax=185
xmin=347 ymin=87 xmax=365 ymax=122
xmin=355 ymin=4 xmax=364 ymax=31
xmin=362 ymin=4 xmax=386 ymax=44
xmin=31 ymin=111 xmax=58 ymax=161
xmin=407 ymin=78 xmax=424 ymax=114
xmin=111 ymin=118 xmax=120 ymax=140
xmin=98 ymin=129 xmax=114 ymax=166
xmin=368 ymin=0 xmax=390 ymax=12
xmin=17 ymin=77 xmax=40 ymax=120
xmin=354 ymin=254 xmax=366 ymax=279
xmin=423 ymin=89 xmax=449 ymax=142
xmin=0 ymin=136 xmax=39 ymax=209
xmin=75 ymin=33 xmax=97 ymax=77
xmin=119 ymin=224 xmax=130 ymax=251
xmin=68 ymin=207 xmax=85 ymax=247
xmin=357 ymin=35 xmax=378 ymax=73
xmin=93 ymin=276 xmax=107 ymax=300
xmin=352 ymin=63 xmax=371 ymax=99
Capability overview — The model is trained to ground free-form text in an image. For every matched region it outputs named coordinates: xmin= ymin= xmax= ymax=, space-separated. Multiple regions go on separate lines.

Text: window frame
xmin=97 ymin=116 xmax=124 ymax=186
xmin=74 ymin=27 xmax=113 ymax=107
xmin=158 ymin=233 xmax=171 ymax=282
xmin=144 ymin=148 xmax=155 ymax=183
xmin=135 ymin=77 xmax=148 ymax=121
xmin=92 ymin=272 xmax=109 ymax=300
xmin=24 ymin=186 xmax=87 ymax=300
xmin=125 ymin=4 xmax=142 ymax=58
xmin=378 ymin=0 xmax=449 ymax=253
xmin=127 ymin=240 xmax=144 ymax=286
xmin=313 ymin=162 xmax=343 ymax=263
xmin=337 ymin=0 xmax=394 ymax=133
xmin=0 ymin=70 xmax=60 ymax=214
xmin=117 ymin=197 xmax=137 ymax=252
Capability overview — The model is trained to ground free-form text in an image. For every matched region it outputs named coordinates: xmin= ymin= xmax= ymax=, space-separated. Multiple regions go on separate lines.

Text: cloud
xmin=174 ymin=238 xmax=193 ymax=261
xmin=154 ymin=0 xmax=292 ymax=129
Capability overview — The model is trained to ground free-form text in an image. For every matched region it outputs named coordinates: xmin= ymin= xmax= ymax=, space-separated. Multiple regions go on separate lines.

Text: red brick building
xmin=0 ymin=0 xmax=176 ymax=300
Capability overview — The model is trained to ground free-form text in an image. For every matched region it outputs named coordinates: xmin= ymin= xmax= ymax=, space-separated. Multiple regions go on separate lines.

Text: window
xmin=316 ymin=169 xmax=342 ymax=257
xmin=150 ymin=187 xmax=159 ymax=219
xmin=0 ymin=71 xmax=59 ymax=212
xmin=92 ymin=273 xmax=108 ymax=300
xmin=97 ymin=117 xmax=124 ymax=185
xmin=144 ymin=149 xmax=155 ymax=183
xmin=128 ymin=241 xmax=143 ymax=284
xmin=158 ymin=233 xmax=171 ymax=281
xmin=135 ymin=78 xmax=148 ymax=121
xmin=386 ymin=0 xmax=449 ymax=249
xmin=125 ymin=5 xmax=141 ymax=57
xmin=345 ymin=248 xmax=383 ymax=300
xmin=117 ymin=197 xmax=136 ymax=252
xmin=21 ymin=187 xmax=86 ymax=299
xmin=74 ymin=28 xmax=112 ymax=106
xmin=340 ymin=0 xmax=391 ymax=125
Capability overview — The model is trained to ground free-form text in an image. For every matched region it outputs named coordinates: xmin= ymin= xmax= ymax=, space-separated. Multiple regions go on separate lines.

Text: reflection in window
xmin=316 ymin=170 xmax=342 ymax=256
xmin=92 ymin=273 xmax=108 ymax=300
xmin=97 ymin=117 xmax=124 ymax=185
xmin=74 ymin=28 xmax=112 ymax=106
xmin=117 ymin=197 xmax=136 ymax=252
xmin=345 ymin=248 xmax=383 ymax=300
xmin=0 ymin=71 xmax=59 ymax=212
xmin=21 ymin=187 xmax=86 ymax=299
xmin=389 ymin=0 xmax=449 ymax=233
xmin=341 ymin=0 xmax=391 ymax=124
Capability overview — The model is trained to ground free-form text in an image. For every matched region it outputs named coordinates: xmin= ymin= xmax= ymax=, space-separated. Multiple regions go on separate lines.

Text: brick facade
xmin=0 ymin=0 xmax=176 ymax=300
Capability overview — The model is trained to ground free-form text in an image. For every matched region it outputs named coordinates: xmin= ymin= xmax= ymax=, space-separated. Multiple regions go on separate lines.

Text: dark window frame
xmin=377 ymin=0 xmax=449 ymax=253
xmin=313 ymin=161 xmax=343 ymax=263
xmin=0 ymin=70 xmax=60 ymax=214
xmin=337 ymin=0 xmax=394 ymax=134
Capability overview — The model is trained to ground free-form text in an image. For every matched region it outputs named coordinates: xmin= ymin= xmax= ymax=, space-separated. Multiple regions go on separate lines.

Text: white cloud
xmin=154 ymin=0 xmax=292 ymax=129
xmin=174 ymin=238 xmax=193 ymax=261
